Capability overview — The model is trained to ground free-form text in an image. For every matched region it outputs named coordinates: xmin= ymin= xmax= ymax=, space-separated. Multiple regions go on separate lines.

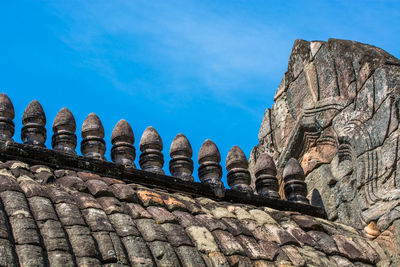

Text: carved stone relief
xmin=249 ymin=39 xmax=400 ymax=258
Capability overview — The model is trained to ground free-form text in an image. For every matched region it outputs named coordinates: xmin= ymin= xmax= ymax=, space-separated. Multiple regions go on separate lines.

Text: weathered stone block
xmin=92 ymin=231 xmax=119 ymax=263
xmin=236 ymin=235 xmax=267 ymax=260
xmin=65 ymin=225 xmax=98 ymax=258
xmin=136 ymin=189 xmax=164 ymax=207
xmin=175 ymin=246 xmax=206 ymax=267
xmin=56 ymin=175 xmax=87 ymax=192
xmin=212 ymin=230 xmax=245 ymax=256
xmin=73 ymin=192 xmax=102 ymax=209
xmin=122 ymin=236 xmax=153 ymax=266
xmin=109 ymin=213 xmax=140 ymax=237
xmin=28 ymin=196 xmax=58 ymax=221
xmin=110 ymin=184 xmax=137 ymax=202
xmin=110 ymin=232 xmax=129 ymax=265
xmin=10 ymin=215 xmax=40 ymax=245
xmin=161 ymin=223 xmax=192 ymax=247
xmin=15 ymin=244 xmax=44 ymax=267
xmin=82 ymin=208 xmax=114 ymax=232
xmin=0 ymin=191 xmax=29 ymax=216
xmin=147 ymin=206 xmax=176 ymax=224
xmin=47 ymin=250 xmax=75 ymax=266
xmin=173 ymin=210 xmax=201 ymax=228
xmin=55 ymin=202 xmax=86 ymax=226
xmin=147 ymin=241 xmax=180 ymax=267
xmin=186 ymin=226 xmax=219 ymax=253
xmin=0 ymin=238 xmax=16 ymax=266
xmin=135 ymin=218 xmax=166 ymax=242
xmin=38 ymin=219 xmax=70 ymax=251
xmin=195 ymin=213 xmax=227 ymax=231
xmin=86 ymin=179 xmax=112 ymax=197
xmin=97 ymin=197 xmax=126 ymax=215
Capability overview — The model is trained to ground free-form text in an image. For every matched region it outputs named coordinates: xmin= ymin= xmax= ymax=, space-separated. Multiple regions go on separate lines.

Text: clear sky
xmin=1 ymin=1 xmax=399 ymax=186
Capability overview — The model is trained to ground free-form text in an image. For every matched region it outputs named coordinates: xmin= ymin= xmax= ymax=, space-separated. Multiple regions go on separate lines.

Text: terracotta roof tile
xmin=0 ymin=159 xmax=387 ymax=266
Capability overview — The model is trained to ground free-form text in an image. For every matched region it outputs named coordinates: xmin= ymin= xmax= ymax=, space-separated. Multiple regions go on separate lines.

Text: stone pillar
xmin=198 ymin=139 xmax=225 ymax=197
xmin=0 ymin=93 xmax=15 ymax=141
xmin=81 ymin=113 xmax=106 ymax=160
xmin=283 ymin=158 xmax=309 ymax=204
xmin=111 ymin=119 xmax=136 ymax=167
xmin=254 ymin=153 xmax=280 ymax=199
xmin=52 ymin=107 xmax=77 ymax=154
xmin=139 ymin=126 xmax=164 ymax=174
xmin=169 ymin=133 xmax=193 ymax=181
xmin=226 ymin=145 xmax=251 ymax=193
xmin=21 ymin=100 xmax=46 ymax=146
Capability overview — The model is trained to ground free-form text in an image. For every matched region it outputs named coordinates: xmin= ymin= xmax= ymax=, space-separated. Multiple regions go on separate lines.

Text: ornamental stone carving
xmin=81 ymin=113 xmax=106 ymax=160
xmin=169 ymin=133 xmax=194 ymax=181
xmin=249 ymin=38 xmax=400 ymax=259
xmin=139 ymin=126 xmax=164 ymax=174
xmin=226 ymin=145 xmax=251 ymax=193
xmin=52 ymin=107 xmax=77 ymax=154
xmin=254 ymin=153 xmax=280 ymax=199
xmin=198 ymin=139 xmax=225 ymax=197
xmin=111 ymin=119 xmax=136 ymax=167
xmin=21 ymin=100 xmax=46 ymax=146
xmin=0 ymin=93 xmax=15 ymax=141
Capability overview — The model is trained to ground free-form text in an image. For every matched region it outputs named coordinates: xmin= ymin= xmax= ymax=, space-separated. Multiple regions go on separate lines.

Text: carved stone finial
xmin=21 ymin=100 xmax=46 ymax=146
xmin=283 ymin=158 xmax=309 ymax=204
xmin=0 ymin=93 xmax=15 ymax=141
xmin=198 ymin=139 xmax=225 ymax=197
xmin=226 ymin=145 xmax=251 ymax=193
xmin=52 ymin=107 xmax=77 ymax=154
xmin=254 ymin=153 xmax=280 ymax=199
xmin=169 ymin=133 xmax=193 ymax=181
xmin=111 ymin=119 xmax=136 ymax=167
xmin=81 ymin=113 xmax=106 ymax=160
xmin=139 ymin=126 xmax=164 ymax=174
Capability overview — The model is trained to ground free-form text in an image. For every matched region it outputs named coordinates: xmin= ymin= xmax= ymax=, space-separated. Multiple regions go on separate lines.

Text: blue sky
xmin=1 ymin=1 xmax=399 ymax=185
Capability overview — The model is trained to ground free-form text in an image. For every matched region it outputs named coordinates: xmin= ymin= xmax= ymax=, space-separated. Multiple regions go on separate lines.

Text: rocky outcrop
xmin=250 ymin=38 xmax=400 ymax=263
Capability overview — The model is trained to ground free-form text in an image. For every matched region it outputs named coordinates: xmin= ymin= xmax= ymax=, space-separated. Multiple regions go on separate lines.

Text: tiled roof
xmin=0 ymin=157 xmax=386 ymax=266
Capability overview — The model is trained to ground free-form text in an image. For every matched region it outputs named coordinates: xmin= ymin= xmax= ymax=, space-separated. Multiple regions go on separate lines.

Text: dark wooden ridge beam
xmin=0 ymin=141 xmax=325 ymax=218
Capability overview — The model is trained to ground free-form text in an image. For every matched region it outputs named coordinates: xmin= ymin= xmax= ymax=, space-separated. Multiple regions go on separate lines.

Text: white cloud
xmin=49 ymin=0 xmax=287 ymax=111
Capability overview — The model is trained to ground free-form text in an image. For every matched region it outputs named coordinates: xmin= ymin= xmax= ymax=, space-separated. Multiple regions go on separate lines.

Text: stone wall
xmin=249 ymin=38 xmax=400 ymax=262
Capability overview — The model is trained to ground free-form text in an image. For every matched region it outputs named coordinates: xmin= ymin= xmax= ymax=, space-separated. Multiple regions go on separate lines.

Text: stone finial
xmin=0 ymin=93 xmax=15 ymax=141
xmin=81 ymin=113 xmax=106 ymax=160
xmin=254 ymin=153 xmax=280 ymax=199
xmin=111 ymin=119 xmax=136 ymax=167
xmin=226 ymin=145 xmax=251 ymax=193
xmin=52 ymin=107 xmax=77 ymax=154
xmin=169 ymin=133 xmax=193 ymax=181
xmin=139 ymin=126 xmax=164 ymax=174
xmin=198 ymin=139 xmax=225 ymax=197
xmin=283 ymin=158 xmax=309 ymax=204
xmin=21 ymin=100 xmax=46 ymax=146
